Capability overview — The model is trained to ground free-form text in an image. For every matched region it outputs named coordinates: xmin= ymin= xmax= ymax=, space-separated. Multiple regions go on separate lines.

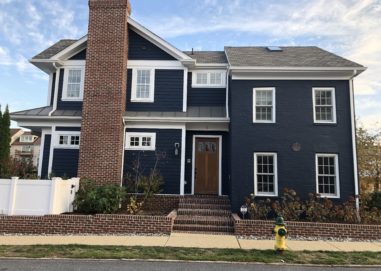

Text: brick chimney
xmin=78 ymin=0 xmax=131 ymax=185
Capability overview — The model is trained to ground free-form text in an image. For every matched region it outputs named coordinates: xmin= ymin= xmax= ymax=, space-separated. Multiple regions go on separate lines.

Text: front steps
xmin=173 ymin=195 xmax=234 ymax=234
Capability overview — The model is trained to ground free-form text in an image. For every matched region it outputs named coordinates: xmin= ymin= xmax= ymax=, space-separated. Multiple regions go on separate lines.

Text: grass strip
xmin=0 ymin=245 xmax=380 ymax=265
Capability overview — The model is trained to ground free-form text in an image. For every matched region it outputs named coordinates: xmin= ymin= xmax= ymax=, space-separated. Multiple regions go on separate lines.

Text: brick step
xmin=174 ymin=215 xmax=234 ymax=226
xmin=178 ymin=203 xmax=231 ymax=210
xmin=173 ymin=224 xmax=234 ymax=233
xmin=179 ymin=197 xmax=230 ymax=205
xmin=177 ymin=208 xmax=231 ymax=217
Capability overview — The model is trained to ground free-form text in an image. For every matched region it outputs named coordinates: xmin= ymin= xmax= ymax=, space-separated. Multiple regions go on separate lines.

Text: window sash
xmin=313 ymin=88 xmax=336 ymax=123
xmin=57 ymin=134 xmax=80 ymax=148
xmin=316 ymin=154 xmax=340 ymax=197
xmin=254 ymin=153 xmax=278 ymax=196
xmin=131 ymin=69 xmax=154 ymax=102
xmin=253 ymin=88 xmax=275 ymax=123
xmin=125 ymin=133 xmax=156 ymax=150
xmin=192 ymin=71 xmax=226 ymax=87
xmin=63 ymin=67 xmax=84 ymax=100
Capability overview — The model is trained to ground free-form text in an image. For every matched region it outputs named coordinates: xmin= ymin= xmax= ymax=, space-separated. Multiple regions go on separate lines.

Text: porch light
xmin=174 ymin=143 xmax=180 ymax=156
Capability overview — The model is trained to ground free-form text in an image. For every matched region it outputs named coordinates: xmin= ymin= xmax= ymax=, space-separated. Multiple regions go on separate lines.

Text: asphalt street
xmin=0 ymin=259 xmax=380 ymax=271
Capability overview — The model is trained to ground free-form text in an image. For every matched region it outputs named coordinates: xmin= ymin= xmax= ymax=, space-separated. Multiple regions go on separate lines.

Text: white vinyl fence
xmin=0 ymin=177 xmax=80 ymax=216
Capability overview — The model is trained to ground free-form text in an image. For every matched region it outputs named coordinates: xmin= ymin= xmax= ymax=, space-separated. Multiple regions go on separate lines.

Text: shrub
xmin=73 ymin=179 xmax=126 ymax=214
xmin=248 ymin=188 xmax=359 ymax=223
xmin=0 ymin=158 xmax=37 ymax=179
xmin=364 ymin=191 xmax=381 ymax=209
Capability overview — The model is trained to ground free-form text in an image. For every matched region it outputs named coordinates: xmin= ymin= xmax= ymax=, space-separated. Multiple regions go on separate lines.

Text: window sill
xmin=191 ymin=84 xmax=226 ymax=88
xmin=61 ymin=98 xmax=83 ymax=102
xmin=313 ymin=122 xmax=337 ymax=126
xmin=54 ymin=146 xmax=80 ymax=149
xmin=125 ymin=147 xmax=156 ymax=151
xmin=130 ymin=99 xmax=154 ymax=103
xmin=253 ymin=193 xmax=278 ymax=197
xmin=317 ymin=194 xmax=340 ymax=199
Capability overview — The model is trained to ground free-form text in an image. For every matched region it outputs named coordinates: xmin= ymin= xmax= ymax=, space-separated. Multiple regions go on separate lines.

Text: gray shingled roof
xmin=32 ymin=40 xmax=77 ymax=60
xmin=184 ymin=51 xmax=227 ymax=64
xmin=125 ymin=106 xmax=227 ymax=118
xmin=225 ymin=46 xmax=364 ymax=68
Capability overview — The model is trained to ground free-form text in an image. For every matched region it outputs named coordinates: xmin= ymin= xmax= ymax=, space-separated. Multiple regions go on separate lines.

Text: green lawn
xmin=0 ymin=245 xmax=380 ymax=265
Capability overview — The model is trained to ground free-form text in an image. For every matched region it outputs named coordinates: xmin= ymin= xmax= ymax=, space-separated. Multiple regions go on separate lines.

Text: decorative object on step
xmin=240 ymin=204 xmax=248 ymax=219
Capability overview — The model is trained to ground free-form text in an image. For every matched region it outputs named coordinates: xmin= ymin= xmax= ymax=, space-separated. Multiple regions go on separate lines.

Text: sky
xmin=0 ymin=0 xmax=380 ymax=129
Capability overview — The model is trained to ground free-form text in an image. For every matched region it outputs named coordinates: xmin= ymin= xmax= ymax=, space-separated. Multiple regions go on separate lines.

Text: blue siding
xmin=56 ymin=69 xmax=83 ymax=110
xmin=187 ymin=72 xmax=226 ymax=106
xmin=52 ymin=149 xmax=79 ymax=178
xmin=229 ymin=79 xmax=355 ymax=212
xmin=126 ymin=69 xmax=184 ymax=111
xmin=50 ymin=72 xmax=56 ymax=106
xmin=41 ymin=135 xmax=51 ymax=179
xmin=69 ymin=49 xmax=86 ymax=60
xmin=128 ymin=28 xmax=176 ymax=60
xmin=123 ymin=129 xmax=182 ymax=194
xmin=184 ymin=131 xmax=230 ymax=195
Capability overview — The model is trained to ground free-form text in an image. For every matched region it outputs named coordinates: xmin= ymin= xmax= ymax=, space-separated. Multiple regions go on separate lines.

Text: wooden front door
xmin=194 ymin=137 xmax=219 ymax=195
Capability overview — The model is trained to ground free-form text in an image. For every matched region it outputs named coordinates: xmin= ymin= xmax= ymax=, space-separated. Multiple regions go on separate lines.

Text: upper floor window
xmin=316 ymin=154 xmax=340 ymax=198
xmin=21 ymin=145 xmax=32 ymax=152
xmin=131 ymin=68 xmax=155 ymax=102
xmin=192 ymin=71 xmax=226 ymax=88
xmin=20 ymin=135 xmax=34 ymax=143
xmin=56 ymin=133 xmax=80 ymax=149
xmin=254 ymin=152 xmax=278 ymax=196
xmin=125 ymin=132 xmax=156 ymax=151
xmin=313 ymin=88 xmax=336 ymax=123
xmin=253 ymin=87 xmax=276 ymax=123
xmin=62 ymin=67 xmax=85 ymax=100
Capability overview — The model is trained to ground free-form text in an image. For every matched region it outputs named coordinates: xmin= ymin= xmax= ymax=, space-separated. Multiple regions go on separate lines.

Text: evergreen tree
xmin=1 ymin=105 xmax=11 ymax=161
xmin=0 ymin=105 xmax=3 ymax=164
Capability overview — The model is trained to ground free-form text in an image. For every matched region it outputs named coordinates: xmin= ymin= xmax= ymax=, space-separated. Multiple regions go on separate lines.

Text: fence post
xmin=49 ymin=177 xmax=61 ymax=214
xmin=7 ymin=177 xmax=19 ymax=215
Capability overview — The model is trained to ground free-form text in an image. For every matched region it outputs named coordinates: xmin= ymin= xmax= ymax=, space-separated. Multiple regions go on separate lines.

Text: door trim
xmin=191 ymin=135 xmax=222 ymax=196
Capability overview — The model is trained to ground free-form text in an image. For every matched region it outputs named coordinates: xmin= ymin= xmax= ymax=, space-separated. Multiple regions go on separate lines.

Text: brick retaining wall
xmin=0 ymin=212 xmax=176 ymax=235
xmin=233 ymin=214 xmax=381 ymax=240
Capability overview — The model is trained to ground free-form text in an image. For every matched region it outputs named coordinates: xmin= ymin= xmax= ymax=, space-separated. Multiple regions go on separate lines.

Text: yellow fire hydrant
xmin=273 ymin=216 xmax=287 ymax=252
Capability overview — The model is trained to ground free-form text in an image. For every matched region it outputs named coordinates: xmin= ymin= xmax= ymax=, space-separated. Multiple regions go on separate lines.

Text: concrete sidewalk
xmin=1 ymin=233 xmax=381 ymax=252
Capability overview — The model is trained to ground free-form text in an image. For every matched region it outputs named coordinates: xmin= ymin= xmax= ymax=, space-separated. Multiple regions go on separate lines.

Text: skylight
xmin=266 ymin=46 xmax=283 ymax=52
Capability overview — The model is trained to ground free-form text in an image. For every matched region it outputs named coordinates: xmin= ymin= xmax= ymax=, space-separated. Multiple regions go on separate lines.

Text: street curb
xmin=0 ymin=257 xmax=381 ymax=268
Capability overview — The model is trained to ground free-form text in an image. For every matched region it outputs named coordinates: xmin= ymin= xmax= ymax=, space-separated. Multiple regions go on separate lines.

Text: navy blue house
xmin=11 ymin=17 xmax=366 ymax=212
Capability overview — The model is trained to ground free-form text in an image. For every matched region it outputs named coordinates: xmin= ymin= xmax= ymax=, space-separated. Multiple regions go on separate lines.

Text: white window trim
xmin=62 ymin=66 xmax=85 ymax=101
xmin=131 ymin=68 xmax=155 ymax=103
xmin=315 ymin=153 xmax=340 ymax=198
xmin=253 ymin=87 xmax=276 ymax=123
xmin=253 ymin=152 xmax=278 ymax=197
xmin=312 ymin=87 xmax=337 ymax=124
xmin=20 ymin=135 xmax=34 ymax=143
xmin=125 ymin=132 xmax=156 ymax=151
xmin=191 ymin=70 xmax=226 ymax=88
xmin=54 ymin=131 xmax=81 ymax=149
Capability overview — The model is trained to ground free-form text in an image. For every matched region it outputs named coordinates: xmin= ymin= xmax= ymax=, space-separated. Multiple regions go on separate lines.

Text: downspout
xmin=349 ymin=70 xmax=360 ymax=211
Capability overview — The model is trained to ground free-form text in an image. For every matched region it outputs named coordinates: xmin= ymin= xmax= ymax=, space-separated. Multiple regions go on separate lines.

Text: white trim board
xmin=191 ymin=135 xmax=222 ymax=196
